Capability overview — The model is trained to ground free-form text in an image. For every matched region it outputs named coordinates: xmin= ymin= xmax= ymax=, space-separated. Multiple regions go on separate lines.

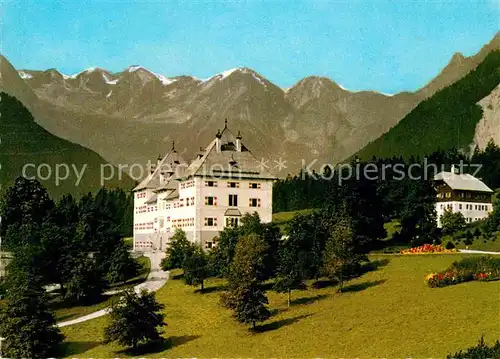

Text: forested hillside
xmin=0 ymin=92 xmax=136 ymax=198
xmin=355 ymin=51 xmax=500 ymax=160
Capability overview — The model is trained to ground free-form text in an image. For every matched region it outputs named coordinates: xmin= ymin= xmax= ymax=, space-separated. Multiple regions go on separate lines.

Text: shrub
xmin=446 ymin=336 xmax=500 ymax=359
xmin=464 ymin=237 xmax=474 ymax=246
xmin=473 ymin=228 xmax=482 ymax=238
xmin=426 ymin=256 xmax=500 ymax=288
xmin=445 ymin=241 xmax=456 ymax=250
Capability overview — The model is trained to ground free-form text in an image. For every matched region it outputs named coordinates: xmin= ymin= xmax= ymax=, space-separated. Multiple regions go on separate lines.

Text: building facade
xmin=133 ymin=123 xmax=275 ymax=251
xmin=434 ymin=169 xmax=493 ymax=227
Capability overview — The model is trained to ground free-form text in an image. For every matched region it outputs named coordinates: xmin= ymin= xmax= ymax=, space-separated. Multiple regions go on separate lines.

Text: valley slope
xmin=0 ymin=92 xmax=136 ymax=198
xmin=355 ymin=51 xmax=500 ymax=160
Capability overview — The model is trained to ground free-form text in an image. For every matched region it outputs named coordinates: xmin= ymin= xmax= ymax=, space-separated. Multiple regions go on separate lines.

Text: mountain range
xmin=1 ymin=32 xmax=499 ymax=176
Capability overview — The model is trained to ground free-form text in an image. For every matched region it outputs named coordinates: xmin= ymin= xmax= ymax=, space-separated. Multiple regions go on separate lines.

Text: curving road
xmin=57 ymin=251 xmax=169 ymax=328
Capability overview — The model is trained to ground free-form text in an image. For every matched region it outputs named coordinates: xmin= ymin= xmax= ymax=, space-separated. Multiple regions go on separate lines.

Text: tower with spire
xmin=132 ymin=120 xmax=275 ymax=251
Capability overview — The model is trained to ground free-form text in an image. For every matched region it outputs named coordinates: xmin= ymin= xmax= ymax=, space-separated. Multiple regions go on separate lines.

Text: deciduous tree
xmin=440 ymin=209 xmax=466 ymax=235
xmin=221 ymin=234 xmax=271 ymax=329
xmin=183 ymin=245 xmax=211 ymax=292
xmin=160 ymin=229 xmax=194 ymax=270
xmin=104 ymin=289 xmax=166 ymax=351
xmin=323 ymin=216 xmax=367 ymax=292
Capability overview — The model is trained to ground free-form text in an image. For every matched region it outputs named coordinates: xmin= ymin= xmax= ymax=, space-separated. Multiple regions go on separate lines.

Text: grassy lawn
xmin=272 ymin=209 xmax=316 ymax=234
xmin=52 ymin=256 xmax=151 ymax=322
xmin=272 ymin=209 xmax=315 ymax=223
xmin=455 ymin=237 xmax=500 ymax=252
xmin=52 ymin=294 xmax=116 ymax=322
xmin=60 ymin=254 xmax=500 ymax=358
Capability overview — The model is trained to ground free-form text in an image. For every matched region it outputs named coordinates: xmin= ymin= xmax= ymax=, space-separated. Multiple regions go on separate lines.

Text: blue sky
xmin=1 ymin=0 xmax=498 ymax=93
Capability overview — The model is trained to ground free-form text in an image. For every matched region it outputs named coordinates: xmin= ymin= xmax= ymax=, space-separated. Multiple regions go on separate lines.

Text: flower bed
xmin=426 ymin=256 xmax=500 ymax=288
xmin=400 ymin=244 xmax=457 ymax=254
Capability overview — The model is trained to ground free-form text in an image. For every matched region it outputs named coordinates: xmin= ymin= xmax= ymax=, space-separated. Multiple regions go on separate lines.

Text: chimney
xmin=236 ymin=130 xmax=242 ymax=152
xmin=157 ymin=154 xmax=162 ymax=166
xmin=215 ymin=129 xmax=222 ymax=153
xmin=451 ymin=164 xmax=456 ymax=174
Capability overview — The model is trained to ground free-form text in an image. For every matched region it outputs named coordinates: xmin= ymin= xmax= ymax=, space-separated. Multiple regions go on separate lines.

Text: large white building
xmin=434 ymin=168 xmax=493 ymax=227
xmin=132 ymin=122 xmax=275 ymax=251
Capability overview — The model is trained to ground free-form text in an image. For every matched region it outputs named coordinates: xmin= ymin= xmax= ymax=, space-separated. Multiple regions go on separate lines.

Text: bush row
xmin=426 ymin=256 xmax=500 ymax=288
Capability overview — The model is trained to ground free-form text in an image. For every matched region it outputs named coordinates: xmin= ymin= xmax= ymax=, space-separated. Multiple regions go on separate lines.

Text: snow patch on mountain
xmin=60 ymin=67 xmax=99 ymax=80
xmin=201 ymin=68 xmax=267 ymax=87
xmin=102 ymin=73 xmax=119 ymax=85
xmin=202 ymin=68 xmax=241 ymax=82
xmin=127 ymin=65 xmax=176 ymax=85
xmin=248 ymin=70 xmax=267 ymax=87
xmin=18 ymin=71 xmax=33 ymax=79
xmin=153 ymin=72 xmax=175 ymax=85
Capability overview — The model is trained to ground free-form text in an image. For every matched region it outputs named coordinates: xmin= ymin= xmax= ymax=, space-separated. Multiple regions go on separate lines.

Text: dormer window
xmin=221 ymin=142 xmax=236 ymax=151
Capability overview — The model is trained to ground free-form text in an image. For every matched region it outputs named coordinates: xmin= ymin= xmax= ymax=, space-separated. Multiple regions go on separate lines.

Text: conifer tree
xmin=0 ymin=265 xmax=63 ymax=359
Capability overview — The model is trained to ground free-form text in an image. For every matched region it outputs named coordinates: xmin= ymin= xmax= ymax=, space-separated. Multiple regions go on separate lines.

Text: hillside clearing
xmin=60 ymin=254 xmax=500 ymax=358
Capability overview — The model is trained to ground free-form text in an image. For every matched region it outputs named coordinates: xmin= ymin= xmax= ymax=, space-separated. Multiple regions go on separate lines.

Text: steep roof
xmin=133 ymin=146 xmax=186 ymax=191
xmin=145 ymin=193 xmax=158 ymax=204
xmin=184 ymin=125 xmax=275 ymax=180
xmin=434 ymin=171 xmax=493 ymax=193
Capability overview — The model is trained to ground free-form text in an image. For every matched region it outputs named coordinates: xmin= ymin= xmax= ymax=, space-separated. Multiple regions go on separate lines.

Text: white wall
xmin=436 ymin=201 xmax=493 ymax=227
xmin=133 ymin=177 xmax=274 ymax=250
xmin=133 ymin=188 xmax=157 ymax=250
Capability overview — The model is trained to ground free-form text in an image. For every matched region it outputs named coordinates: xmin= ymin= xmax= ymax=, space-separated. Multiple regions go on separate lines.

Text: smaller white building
xmin=434 ymin=169 xmax=494 ymax=227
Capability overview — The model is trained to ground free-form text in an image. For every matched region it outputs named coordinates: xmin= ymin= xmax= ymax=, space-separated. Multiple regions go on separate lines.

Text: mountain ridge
xmin=354 ymin=50 xmax=500 ymax=161
xmin=1 ymin=32 xmax=498 ymax=175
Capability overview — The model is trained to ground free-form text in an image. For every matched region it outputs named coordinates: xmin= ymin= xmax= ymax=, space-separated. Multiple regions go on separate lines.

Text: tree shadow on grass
xmin=311 ymin=279 xmax=337 ymax=289
xmin=171 ymin=273 xmax=184 ymax=280
xmin=59 ymin=341 xmax=101 ymax=356
xmin=342 ymin=279 xmax=387 ymax=293
xmin=195 ymin=284 xmax=227 ymax=294
xmin=254 ymin=313 xmax=313 ymax=333
xmin=269 ymin=307 xmax=288 ymax=316
xmin=116 ymin=336 xmax=200 ymax=356
xmin=291 ymin=294 xmax=328 ymax=305
xmin=361 ymin=258 xmax=390 ymax=274
xmin=167 ymin=335 xmax=201 ymax=348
